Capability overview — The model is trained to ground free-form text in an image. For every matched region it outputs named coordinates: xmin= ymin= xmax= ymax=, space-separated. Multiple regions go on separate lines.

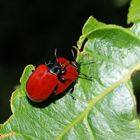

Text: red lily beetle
xmin=26 ymin=57 xmax=79 ymax=102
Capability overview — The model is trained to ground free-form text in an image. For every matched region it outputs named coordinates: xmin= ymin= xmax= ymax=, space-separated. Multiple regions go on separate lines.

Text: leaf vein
xmin=55 ymin=61 xmax=140 ymax=140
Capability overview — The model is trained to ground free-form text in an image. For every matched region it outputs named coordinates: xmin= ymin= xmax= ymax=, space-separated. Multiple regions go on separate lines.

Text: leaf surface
xmin=128 ymin=0 xmax=140 ymax=23
xmin=0 ymin=17 xmax=140 ymax=140
xmin=2 ymin=1 xmax=140 ymax=138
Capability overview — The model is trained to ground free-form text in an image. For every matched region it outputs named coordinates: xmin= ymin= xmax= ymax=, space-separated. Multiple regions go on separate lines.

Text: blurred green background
xmin=1 ymin=0 xmax=139 ymax=124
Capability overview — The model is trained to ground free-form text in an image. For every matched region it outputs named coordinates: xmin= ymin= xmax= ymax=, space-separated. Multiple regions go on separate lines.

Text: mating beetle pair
xmin=26 ymin=57 xmax=79 ymax=102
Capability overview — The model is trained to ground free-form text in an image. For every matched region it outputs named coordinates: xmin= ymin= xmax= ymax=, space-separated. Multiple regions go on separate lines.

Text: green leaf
xmin=76 ymin=16 xmax=140 ymax=138
xmin=77 ymin=16 xmax=106 ymax=49
xmin=128 ymin=0 xmax=140 ymax=23
xmin=1 ymin=16 xmax=140 ymax=140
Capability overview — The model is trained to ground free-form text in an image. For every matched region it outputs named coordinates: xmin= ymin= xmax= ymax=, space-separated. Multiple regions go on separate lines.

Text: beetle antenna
xmin=72 ymin=46 xmax=81 ymax=53
xmin=71 ymin=46 xmax=81 ymax=61
xmin=71 ymin=49 xmax=76 ymax=61
xmin=66 ymin=70 xmax=93 ymax=81
xmin=54 ymin=48 xmax=58 ymax=59
xmin=44 ymin=61 xmax=47 ymax=65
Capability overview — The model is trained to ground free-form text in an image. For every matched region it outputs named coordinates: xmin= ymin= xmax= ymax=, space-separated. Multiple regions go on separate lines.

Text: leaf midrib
xmin=55 ymin=61 xmax=140 ymax=140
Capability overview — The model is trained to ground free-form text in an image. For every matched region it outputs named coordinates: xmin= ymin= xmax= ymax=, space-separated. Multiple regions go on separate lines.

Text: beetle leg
xmin=67 ymin=83 xmax=76 ymax=100
xmin=60 ymin=77 xmax=72 ymax=82
xmin=69 ymin=87 xmax=76 ymax=100
xmin=49 ymin=90 xmax=57 ymax=104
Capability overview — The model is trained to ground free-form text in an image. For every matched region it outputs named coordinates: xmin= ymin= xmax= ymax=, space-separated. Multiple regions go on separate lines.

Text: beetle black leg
xmin=50 ymin=93 xmax=56 ymax=103
xmin=70 ymin=94 xmax=76 ymax=100
xmin=58 ymin=77 xmax=72 ymax=83
xmin=49 ymin=86 xmax=58 ymax=103
xmin=69 ymin=86 xmax=76 ymax=100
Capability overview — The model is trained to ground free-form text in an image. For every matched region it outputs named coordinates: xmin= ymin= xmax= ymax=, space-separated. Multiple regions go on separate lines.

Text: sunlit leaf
xmin=1 ymin=0 xmax=140 ymax=138
xmin=128 ymin=0 xmax=140 ymax=23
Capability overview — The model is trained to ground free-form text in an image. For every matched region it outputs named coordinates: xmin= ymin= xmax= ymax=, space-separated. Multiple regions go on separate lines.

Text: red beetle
xmin=26 ymin=57 xmax=79 ymax=102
